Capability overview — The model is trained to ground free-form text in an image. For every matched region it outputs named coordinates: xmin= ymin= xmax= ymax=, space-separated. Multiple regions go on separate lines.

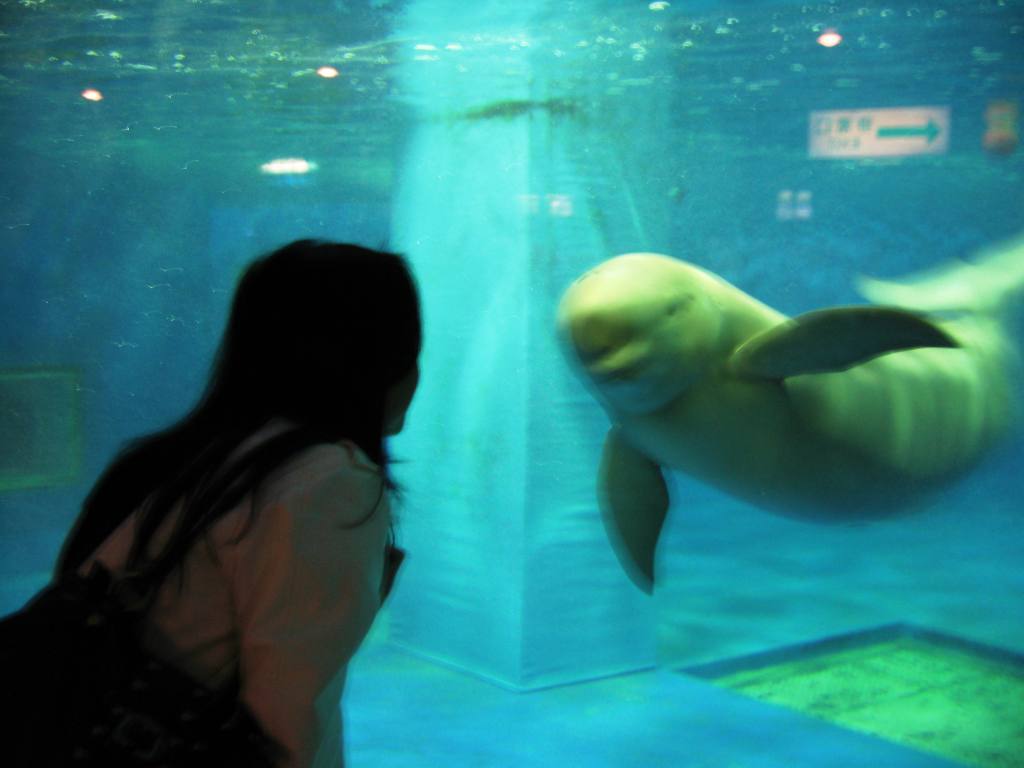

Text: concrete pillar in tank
xmin=388 ymin=0 xmax=662 ymax=690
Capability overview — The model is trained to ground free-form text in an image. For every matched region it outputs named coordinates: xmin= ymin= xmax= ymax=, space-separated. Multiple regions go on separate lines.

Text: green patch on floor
xmin=686 ymin=625 xmax=1024 ymax=768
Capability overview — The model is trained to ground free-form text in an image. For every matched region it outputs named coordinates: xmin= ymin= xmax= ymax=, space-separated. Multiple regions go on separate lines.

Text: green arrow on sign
xmin=877 ymin=118 xmax=941 ymax=144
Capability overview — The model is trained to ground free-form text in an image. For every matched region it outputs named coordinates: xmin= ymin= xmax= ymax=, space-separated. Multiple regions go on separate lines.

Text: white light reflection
xmin=817 ymin=29 xmax=843 ymax=47
xmin=260 ymin=158 xmax=318 ymax=175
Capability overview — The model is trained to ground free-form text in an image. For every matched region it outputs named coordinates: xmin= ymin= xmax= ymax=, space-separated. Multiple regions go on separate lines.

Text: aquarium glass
xmin=1 ymin=1 xmax=1022 ymax=766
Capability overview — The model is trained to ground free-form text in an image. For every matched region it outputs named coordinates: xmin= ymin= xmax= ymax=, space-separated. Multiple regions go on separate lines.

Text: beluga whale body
xmin=557 ymin=236 xmax=1024 ymax=593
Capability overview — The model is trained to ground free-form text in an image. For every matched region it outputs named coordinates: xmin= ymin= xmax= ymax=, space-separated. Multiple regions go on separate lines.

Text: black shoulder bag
xmin=1 ymin=555 xmax=284 ymax=767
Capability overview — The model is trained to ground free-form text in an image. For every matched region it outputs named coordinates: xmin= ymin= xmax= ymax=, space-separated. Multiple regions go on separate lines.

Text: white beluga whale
xmin=557 ymin=236 xmax=1024 ymax=593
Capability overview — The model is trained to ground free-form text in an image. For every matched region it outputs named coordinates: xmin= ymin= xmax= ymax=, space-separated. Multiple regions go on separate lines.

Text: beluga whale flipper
xmin=557 ymin=236 xmax=1024 ymax=593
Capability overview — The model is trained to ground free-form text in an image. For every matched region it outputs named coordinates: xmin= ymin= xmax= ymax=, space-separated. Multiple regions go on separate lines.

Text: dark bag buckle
xmin=111 ymin=712 xmax=169 ymax=762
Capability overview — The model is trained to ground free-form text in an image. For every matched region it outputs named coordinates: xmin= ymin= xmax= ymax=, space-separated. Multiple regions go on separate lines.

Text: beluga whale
xmin=557 ymin=236 xmax=1024 ymax=593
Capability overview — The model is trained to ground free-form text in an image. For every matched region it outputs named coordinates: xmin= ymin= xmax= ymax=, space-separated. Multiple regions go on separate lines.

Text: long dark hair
xmin=57 ymin=240 xmax=421 ymax=578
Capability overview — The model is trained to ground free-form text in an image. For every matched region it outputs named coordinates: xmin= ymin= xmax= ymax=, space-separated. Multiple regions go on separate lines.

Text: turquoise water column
xmin=388 ymin=1 xmax=657 ymax=689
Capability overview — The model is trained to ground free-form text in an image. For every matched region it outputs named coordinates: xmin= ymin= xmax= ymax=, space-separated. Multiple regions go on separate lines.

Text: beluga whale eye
xmin=666 ymin=293 xmax=695 ymax=317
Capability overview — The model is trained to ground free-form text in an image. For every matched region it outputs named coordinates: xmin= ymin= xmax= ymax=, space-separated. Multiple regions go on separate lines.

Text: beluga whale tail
xmin=855 ymin=232 xmax=1024 ymax=315
xmin=558 ymin=234 xmax=1024 ymax=593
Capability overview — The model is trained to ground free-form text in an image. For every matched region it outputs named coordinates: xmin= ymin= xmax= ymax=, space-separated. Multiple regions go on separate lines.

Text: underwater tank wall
xmin=1 ymin=0 xmax=1023 ymax=766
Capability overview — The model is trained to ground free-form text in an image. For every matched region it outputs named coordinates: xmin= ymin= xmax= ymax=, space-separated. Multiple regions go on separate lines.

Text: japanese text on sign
xmin=809 ymin=106 xmax=950 ymax=158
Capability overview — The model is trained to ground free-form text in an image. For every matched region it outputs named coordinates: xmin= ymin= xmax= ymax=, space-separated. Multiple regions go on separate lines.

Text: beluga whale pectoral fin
xmin=728 ymin=306 xmax=959 ymax=379
xmin=598 ymin=427 xmax=669 ymax=594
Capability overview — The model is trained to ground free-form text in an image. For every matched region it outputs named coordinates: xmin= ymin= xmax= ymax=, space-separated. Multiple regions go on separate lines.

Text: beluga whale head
xmin=557 ymin=253 xmax=724 ymax=415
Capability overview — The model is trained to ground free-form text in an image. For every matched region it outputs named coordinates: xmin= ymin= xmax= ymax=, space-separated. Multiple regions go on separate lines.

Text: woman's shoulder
xmin=257 ymin=437 xmax=385 ymax=527
xmin=239 ymin=420 xmax=381 ymax=482
xmin=271 ymin=439 xmax=380 ymax=482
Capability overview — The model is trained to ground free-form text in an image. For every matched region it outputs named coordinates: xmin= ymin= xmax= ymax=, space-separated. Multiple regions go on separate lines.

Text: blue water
xmin=1 ymin=1 xmax=1022 ymax=765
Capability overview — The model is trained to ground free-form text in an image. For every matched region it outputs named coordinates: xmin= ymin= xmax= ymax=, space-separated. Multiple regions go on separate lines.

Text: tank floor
xmin=344 ymin=627 xmax=965 ymax=768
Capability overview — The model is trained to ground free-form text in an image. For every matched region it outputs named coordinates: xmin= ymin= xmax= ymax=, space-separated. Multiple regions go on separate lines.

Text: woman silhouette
xmin=57 ymin=240 xmax=422 ymax=766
